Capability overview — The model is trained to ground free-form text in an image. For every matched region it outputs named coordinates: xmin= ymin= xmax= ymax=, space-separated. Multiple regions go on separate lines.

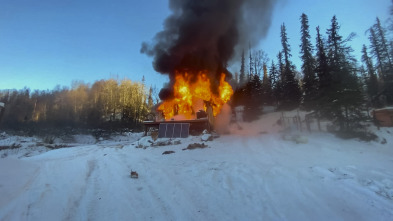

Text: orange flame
xmin=158 ymin=71 xmax=233 ymax=120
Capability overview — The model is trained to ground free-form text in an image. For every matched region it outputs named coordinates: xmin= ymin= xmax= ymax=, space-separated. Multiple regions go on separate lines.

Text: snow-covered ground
xmin=0 ymin=112 xmax=393 ymax=221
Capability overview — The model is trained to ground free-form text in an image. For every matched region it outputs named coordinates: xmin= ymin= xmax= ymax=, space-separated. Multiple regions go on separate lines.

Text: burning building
xmin=141 ymin=0 xmax=276 ymax=124
xmin=157 ymin=71 xmax=233 ymax=120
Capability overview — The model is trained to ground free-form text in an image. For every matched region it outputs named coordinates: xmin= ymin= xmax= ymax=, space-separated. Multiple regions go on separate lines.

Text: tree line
xmin=0 ymin=77 xmax=157 ymax=131
xmin=232 ymin=9 xmax=393 ymax=132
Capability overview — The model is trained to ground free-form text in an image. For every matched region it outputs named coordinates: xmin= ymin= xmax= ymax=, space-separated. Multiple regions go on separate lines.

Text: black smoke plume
xmin=141 ymin=0 xmax=277 ymax=100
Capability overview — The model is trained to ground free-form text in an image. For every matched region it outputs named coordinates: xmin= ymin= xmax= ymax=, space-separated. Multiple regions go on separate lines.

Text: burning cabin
xmin=143 ymin=70 xmax=233 ymax=136
xmin=141 ymin=0 xmax=275 ymax=135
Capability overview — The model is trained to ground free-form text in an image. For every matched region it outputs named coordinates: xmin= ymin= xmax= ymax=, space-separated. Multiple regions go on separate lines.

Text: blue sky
xmin=0 ymin=0 xmax=391 ymax=91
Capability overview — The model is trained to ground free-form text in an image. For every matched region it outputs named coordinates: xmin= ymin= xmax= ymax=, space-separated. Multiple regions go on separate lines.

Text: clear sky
xmin=0 ymin=0 xmax=391 ymax=91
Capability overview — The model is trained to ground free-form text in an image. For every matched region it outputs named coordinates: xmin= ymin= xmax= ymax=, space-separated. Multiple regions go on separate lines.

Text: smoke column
xmin=141 ymin=0 xmax=277 ymax=100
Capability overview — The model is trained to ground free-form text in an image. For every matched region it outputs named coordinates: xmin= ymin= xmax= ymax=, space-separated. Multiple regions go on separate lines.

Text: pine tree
xmin=280 ymin=23 xmax=301 ymax=110
xmin=315 ymin=26 xmax=331 ymax=99
xmin=276 ymin=51 xmax=284 ymax=106
xmin=277 ymin=51 xmax=284 ymax=82
xmin=369 ymin=28 xmax=386 ymax=77
xmin=249 ymin=43 xmax=254 ymax=78
xmin=239 ymin=49 xmax=246 ymax=85
xmin=243 ymin=74 xmax=263 ymax=121
xmin=374 ymin=17 xmax=393 ymax=74
xmin=361 ymin=45 xmax=379 ymax=104
xmin=300 ymin=13 xmax=317 ymax=110
xmin=261 ymin=64 xmax=273 ymax=105
xmin=326 ymin=16 xmax=365 ymax=131
xmin=269 ymin=60 xmax=280 ymax=106
xmin=369 ymin=18 xmax=393 ymax=82
xmin=369 ymin=17 xmax=393 ymax=104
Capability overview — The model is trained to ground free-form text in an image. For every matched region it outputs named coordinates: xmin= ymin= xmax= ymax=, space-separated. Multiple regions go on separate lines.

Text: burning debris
xmin=142 ymin=0 xmax=277 ymax=123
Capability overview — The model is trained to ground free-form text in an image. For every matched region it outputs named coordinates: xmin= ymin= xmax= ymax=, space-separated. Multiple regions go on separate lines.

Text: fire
xmin=158 ymin=71 xmax=233 ymax=120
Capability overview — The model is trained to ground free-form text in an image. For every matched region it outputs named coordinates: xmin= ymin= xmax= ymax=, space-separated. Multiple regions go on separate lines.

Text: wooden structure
xmin=143 ymin=118 xmax=210 ymax=136
xmin=373 ymin=108 xmax=393 ymax=127
xmin=280 ymin=112 xmax=302 ymax=132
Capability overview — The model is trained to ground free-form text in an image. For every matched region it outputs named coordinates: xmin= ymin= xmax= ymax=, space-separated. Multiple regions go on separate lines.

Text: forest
xmin=233 ymin=12 xmax=393 ymax=133
xmin=1 ymin=8 xmax=392 ymax=134
xmin=0 ymin=78 xmax=156 ymax=133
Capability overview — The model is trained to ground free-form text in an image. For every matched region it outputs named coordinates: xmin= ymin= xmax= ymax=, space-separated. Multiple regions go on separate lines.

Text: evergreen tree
xmin=369 ymin=18 xmax=393 ymax=82
xmin=361 ymin=45 xmax=379 ymax=105
xmin=239 ymin=49 xmax=246 ymax=85
xmin=243 ymin=74 xmax=263 ymax=121
xmin=280 ymin=23 xmax=301 ymax=110
xmin=277 ymin=51 xmax=284 ymax=82
xmin=269 ymin=60 xmax=280 ymax=106
xmin=369 ymin=28 xmax=386 ymax=77
xmin=276 ymin=51 xmax=285 ymax=105
xmin=299 ymin=13 xmax=317 ymax=110
xmin=326 ymin=16 xmax=364 ymax=131
xmin=369 ymin=17 xmax=393 ymax=104
xmin=374 ymin=17 xmax=393 ymax=74
xmin=249 ymin=43 xmax=254 ymax=78
xmin=261 ymin=64 xmax=273 ymax=105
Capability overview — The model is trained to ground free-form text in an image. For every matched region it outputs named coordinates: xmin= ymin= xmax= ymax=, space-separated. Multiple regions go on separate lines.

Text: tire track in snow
xmin=65 ymin=159 xmax=97 ymax=221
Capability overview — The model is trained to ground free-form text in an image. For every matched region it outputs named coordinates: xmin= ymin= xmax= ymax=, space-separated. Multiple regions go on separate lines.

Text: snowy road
xmin=1 ymin=130 xmax=393 ymax=221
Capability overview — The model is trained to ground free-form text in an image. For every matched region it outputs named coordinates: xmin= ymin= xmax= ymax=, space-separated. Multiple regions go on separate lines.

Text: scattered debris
xmin=0 ymin=143 xmax=21 ymax=150
xmin=136 ymin=136 xmax=154 ymax=149
xmin=45 ymin=144 xmax=72 ymax=150
xmin=183 ymin=143 xmax=208 ymax=150
xmin=381 ymin=138 xmax=387 ymax=144
xmin=130 ymin=170 xmax=139 ymax=179
xmin=201 ymin=134 xmax=213 ymax=142
xmin=151 ymin=139 xmax=173 ymax=147
xmin=162 ymin=150 xmax=175 ymax=155
xmin=202 ymin=129 xmax=220 ymax=140
xmin=136 ymin=137 xmax=182 ymax=149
